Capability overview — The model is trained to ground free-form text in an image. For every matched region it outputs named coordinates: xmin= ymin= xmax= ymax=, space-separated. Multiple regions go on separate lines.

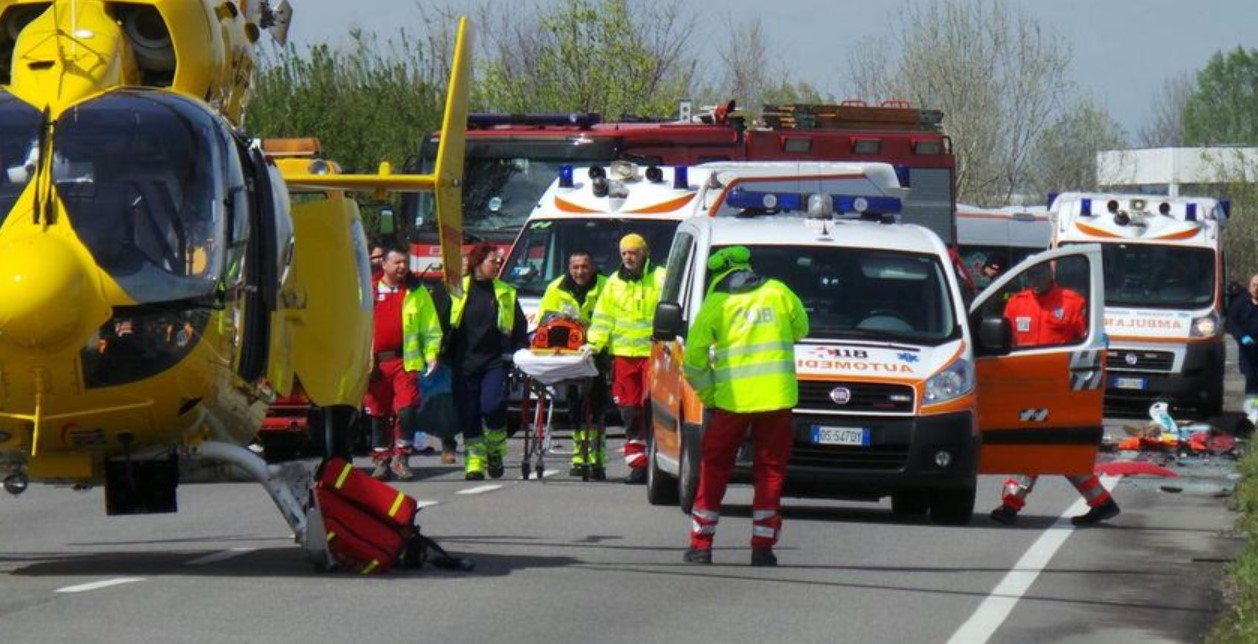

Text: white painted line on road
xmin=946 ymin=475 xmax=1120 ymax=644
xmin=541 ymin=468 xmax=559 ymax=478
xmin=185 ymin=548 xmax=256 ymax=566
xmin=55 ymin=578 xmax=145 ymax=593
xmin=417 ymin=500 xmax=441 ymax=508
xmin=456 ymin=484 xmax=502 ymax=495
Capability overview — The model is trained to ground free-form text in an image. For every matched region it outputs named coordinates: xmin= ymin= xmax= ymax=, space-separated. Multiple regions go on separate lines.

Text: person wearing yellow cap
xmin=587 ymin=232 xmax=665 ymax=484
xmin=681 ymin=246 xmax=808 ymax=566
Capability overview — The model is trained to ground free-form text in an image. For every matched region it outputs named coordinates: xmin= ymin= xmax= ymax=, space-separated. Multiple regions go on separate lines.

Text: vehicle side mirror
xmin=976 ymin=315 xmax=1012 ymax=356
xmin=654 ymin=301 xmax=683 ymax=341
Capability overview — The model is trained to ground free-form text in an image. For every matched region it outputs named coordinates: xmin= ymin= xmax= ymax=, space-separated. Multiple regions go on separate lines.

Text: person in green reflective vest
xmin=681 ymin=246 xmax=808 ymax=567
xmin=446 ymin=243 xmax=528 ymax=480
xmin=587 ymin=233 xmax=665 ymax=484
xmin=537 ymin=250 xmax=609 ymax=478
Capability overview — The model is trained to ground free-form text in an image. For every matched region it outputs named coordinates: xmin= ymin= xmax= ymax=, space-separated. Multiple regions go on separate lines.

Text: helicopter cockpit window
xmin=0 ymin=91 xmax=41 ymax=226
xmin=53 ymin=91 xmax=227 ymax=303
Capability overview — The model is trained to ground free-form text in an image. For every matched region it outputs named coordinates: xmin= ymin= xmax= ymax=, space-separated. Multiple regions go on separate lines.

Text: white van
xmin=956 ymin=204 xmax=1052 ymax=288
xmin=647 ymin=176 xmax=1107 ymax=524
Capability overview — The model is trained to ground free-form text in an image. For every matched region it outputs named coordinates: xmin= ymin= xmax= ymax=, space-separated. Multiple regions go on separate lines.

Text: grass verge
xmin=1208 ymin=444 xmax=1258 ymax=643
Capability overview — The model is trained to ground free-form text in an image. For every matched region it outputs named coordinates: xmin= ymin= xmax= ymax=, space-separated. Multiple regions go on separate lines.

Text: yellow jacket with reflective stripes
xmin=450 ymin=276 xmax=518 ymax=335
xmin=683 ymin=275 xmax=809 ymax=413
xmin=402 ymin=285 xmax=443 ymax=372
xmin=588 ymin=263 xmax=665 ymax=357
xmin=537 ymin=274 xmax=607 ymax=325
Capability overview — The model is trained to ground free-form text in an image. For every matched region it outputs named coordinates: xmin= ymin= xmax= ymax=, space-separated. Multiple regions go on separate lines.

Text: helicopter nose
xmin=0 ymin=235 xmax=91 ymax=350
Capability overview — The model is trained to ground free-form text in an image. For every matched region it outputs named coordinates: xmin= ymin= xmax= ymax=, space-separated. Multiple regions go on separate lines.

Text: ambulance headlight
xmin=924 ymin=357 xmax=973 ymax=404
xmin=1191 ymin=312 xmax=1220 ymax=338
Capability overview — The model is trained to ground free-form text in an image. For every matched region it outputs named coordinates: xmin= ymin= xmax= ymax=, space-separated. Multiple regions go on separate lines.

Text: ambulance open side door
xmin=968 ymin=244 xmax=1106 ymax=476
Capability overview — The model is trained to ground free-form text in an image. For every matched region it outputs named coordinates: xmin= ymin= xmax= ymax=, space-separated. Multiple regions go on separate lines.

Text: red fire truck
xmin=403 ymin=101 xmax=957 ymax=271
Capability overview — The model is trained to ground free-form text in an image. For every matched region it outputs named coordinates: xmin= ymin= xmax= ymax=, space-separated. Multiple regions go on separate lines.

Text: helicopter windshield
xmin=0 ymin=91 xmax=41 ymax=225
xmin=53 ymin=91 xmax=228 ymax=303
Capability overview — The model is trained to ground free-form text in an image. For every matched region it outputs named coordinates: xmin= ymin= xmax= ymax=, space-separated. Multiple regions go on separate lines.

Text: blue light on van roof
xmin=558 ymin=165 xmax=575 ymax=188
xmin=725 ymin=190 xmax=802 ymax=211
xmin=724 ymin=190 xmax=901 ymax=216
xmin=673 ymin=166 xmax=689 ymax=190
xmin=835 ymin=195 xmax=902 ymax=215
xmin=1186 ymin=203 xmax=1198 ymax=221
xmin=1080 ymin=198 xmax=1092 ymax=217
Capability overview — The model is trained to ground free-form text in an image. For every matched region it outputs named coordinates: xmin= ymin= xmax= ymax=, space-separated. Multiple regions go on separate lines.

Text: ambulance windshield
xmin=713 ymin=245 xmax=958 ymax=344
xmin=1072 ymin=242 xmax=1214 ymax=309
xmin=503 ymin=218 xmax=677 ymax=297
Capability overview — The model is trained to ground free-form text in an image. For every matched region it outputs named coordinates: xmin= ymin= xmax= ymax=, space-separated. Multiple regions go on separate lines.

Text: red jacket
xmin=1003 ymin=284 xmax=1086 ymax=348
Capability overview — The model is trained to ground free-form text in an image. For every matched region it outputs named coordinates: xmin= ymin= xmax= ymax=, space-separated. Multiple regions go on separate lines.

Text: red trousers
xmin=612 ymin=356 xmax=650 ymax=469
xmin=690 ymin=408 xmax=794 ymax=549
xmin=1001 ymin=474 xmax=1112 ymax=511
xmin=363 ymin=357 xmax=420 ymax=447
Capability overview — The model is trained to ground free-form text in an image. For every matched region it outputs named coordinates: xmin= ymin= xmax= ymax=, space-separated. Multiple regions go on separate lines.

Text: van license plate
xmin=810 ymin=425 xmax=870 ymax=446
xmin=1112 ymin=376 xmax=1146 ymax=390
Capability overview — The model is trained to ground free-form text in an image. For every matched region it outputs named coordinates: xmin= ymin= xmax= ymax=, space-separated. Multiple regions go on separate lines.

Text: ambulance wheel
xmin=929 ymin=485 xmax=976 ymax=526
xmin=646 ymin=413 xmax=679 ymax=506
xmin=890 ymin=490 xmax=930 ymax=517
xmin=678 ymin=427 xmax=701 ymax=515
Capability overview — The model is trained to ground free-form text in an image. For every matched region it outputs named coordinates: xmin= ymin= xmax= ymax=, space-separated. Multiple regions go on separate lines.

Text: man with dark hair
xmin=538 ymin=250 xmax=609 ymax=477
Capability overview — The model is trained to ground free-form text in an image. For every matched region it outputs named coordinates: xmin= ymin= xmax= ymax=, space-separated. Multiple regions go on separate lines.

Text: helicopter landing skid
xmin=189 ymin=441 xmax=330 ymax=568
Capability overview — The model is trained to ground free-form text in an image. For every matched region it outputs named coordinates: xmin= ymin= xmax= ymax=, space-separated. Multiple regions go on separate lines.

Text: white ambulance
xmin=1050 ymin=192 xmax=1227 ymax=418
xmin=647 ymin=175 xmax=1108 ymax=524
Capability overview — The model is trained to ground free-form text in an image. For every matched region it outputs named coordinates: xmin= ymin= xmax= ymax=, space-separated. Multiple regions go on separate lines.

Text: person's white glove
xmin=424 ymin=360 xmax=440 ymax=378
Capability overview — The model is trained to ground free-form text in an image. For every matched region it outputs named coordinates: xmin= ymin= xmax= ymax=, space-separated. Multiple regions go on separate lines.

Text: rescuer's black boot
xmin=1071 ymin=498 xmax=1120 ymax=526
xmin=683 ymin=548 xmax=712 ymax=564
xmin=750 ymin=548 xmax=777 ymax=567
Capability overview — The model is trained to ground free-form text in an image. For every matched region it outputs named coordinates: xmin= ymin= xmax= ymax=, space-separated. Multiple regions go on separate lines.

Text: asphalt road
xmin=0 ymin=350 xmax=1247 ymax=643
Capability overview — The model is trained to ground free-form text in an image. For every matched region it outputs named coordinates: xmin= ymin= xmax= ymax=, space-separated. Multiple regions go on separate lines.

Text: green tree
xmin=475 ymin=0 xmax=697 ymax=119
xmin=1027 ymin=97 xmax=1128 ymax=197
xmin=1183 ymin=47 xmax=1258 ymax=146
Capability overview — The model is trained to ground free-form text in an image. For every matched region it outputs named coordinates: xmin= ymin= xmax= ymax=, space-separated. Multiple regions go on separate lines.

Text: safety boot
xmin=624 ymin=467 xmax=646 ymax=485
xmin=683 ymin=548 xmax=712 ymax=564
xmin=485 ymin=428 xmax=508 ymax=479
xmin=989 ymin=504 xmax=1019 ymax=525
xmin=750 ymin=548 xmax=777 ymax=567
xmin=370 ymin=450 xmax=391 ymax=480
xmin=1071 ymin=498 xmax=1120 ymax=526
xmin=464 ymin=440 xmax=487 ymax=481
xmin=390 ymin=455 xmax=414 ymax=481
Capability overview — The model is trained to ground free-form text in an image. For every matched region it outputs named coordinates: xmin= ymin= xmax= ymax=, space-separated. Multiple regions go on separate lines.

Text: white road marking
xmin=456 ymin=484 xmax=502 ymax=495
xmin=185 ymin=548 xmax=256 ymax=566
xmin=55 ymin=578 xmax=145 ymax=593
xmin=541 ymin=468 xmax=559 ymax=478
xmin=946 ymin=475 xmax=1120 ymax=644
xmin=416 ymin=500 xmax=441 ymax=508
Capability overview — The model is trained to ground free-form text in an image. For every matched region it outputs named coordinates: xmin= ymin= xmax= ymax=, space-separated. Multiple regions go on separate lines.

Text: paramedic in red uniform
xmin=989 ymin=262 xmax=1120 ymax=526
xmin=366 ymin=247 xmax=442 ymax=481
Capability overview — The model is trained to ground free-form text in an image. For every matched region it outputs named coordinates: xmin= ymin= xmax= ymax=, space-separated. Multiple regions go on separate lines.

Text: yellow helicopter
xmin=0 ymin=0 xmax=469 ymax=561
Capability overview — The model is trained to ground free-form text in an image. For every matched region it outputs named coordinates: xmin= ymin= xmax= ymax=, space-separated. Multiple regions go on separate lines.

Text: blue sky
xmin=288 ymin=0 xmax=1258 ymax=135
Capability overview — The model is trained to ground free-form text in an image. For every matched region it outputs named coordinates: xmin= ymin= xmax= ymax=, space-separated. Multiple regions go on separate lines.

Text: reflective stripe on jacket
xmin=402 ymin=285 xmax=443 ymax=372
xmin=588 ymin=263 xmax=665 ymax=357
xmin=537 ymin=274 xmax=607 ymax=325
xmin=450 ymin=276 xmax=518 ymax=335
xmin=683 ymin=277 xmax=809 ymax=413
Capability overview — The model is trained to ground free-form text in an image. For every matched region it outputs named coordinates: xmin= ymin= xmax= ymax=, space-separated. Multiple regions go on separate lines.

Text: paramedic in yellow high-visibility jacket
xmin=681 ymin=246 xmax=808 ymax=567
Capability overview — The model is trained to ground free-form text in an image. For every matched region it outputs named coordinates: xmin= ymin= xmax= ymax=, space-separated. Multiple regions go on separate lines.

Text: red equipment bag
xmin=532 ymin=317 xmax=586 ymax=351
xmin=316 ymin=487 xmax=411 ymax=574
xmin=317 ymin=457 xmax=417 ymax=529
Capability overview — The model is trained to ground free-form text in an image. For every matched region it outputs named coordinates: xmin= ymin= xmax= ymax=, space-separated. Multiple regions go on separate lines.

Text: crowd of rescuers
xmin=358 ymin=236 xmax=1120 ymax=565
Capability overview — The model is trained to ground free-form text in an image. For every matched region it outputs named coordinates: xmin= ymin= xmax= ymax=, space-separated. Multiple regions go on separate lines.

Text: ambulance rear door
xmin=968 ymin=244 xmax=1106 ymax=476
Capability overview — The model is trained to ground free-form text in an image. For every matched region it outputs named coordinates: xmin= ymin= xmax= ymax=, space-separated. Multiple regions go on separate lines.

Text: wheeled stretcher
xmin=512 ymin=348 xmax=602 ymax=481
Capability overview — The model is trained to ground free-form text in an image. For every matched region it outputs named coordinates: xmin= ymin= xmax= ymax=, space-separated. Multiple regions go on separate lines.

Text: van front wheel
xmin=929 ymin=485 xmax=975 ymax=526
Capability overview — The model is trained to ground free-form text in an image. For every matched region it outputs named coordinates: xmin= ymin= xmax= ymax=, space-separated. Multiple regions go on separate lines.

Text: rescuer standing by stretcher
xmin=681 ymin=247 xmax=809 ymax=566
xmin=537 ymin=250 xmax=609 ymax=476
xmin=587 ymin=234 xmax=665 ymax=484
xmin=989 ymin=262 xmax=1120 ymax=526
xmin=366 ymin=247 xmax=443 ymax=481
xmin=446 ymin=244 xmax=529 ymax=480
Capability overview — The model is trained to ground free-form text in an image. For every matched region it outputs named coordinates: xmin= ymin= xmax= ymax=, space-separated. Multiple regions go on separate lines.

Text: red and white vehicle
xmin=405 ymin=101 xmax=957 ymax=274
